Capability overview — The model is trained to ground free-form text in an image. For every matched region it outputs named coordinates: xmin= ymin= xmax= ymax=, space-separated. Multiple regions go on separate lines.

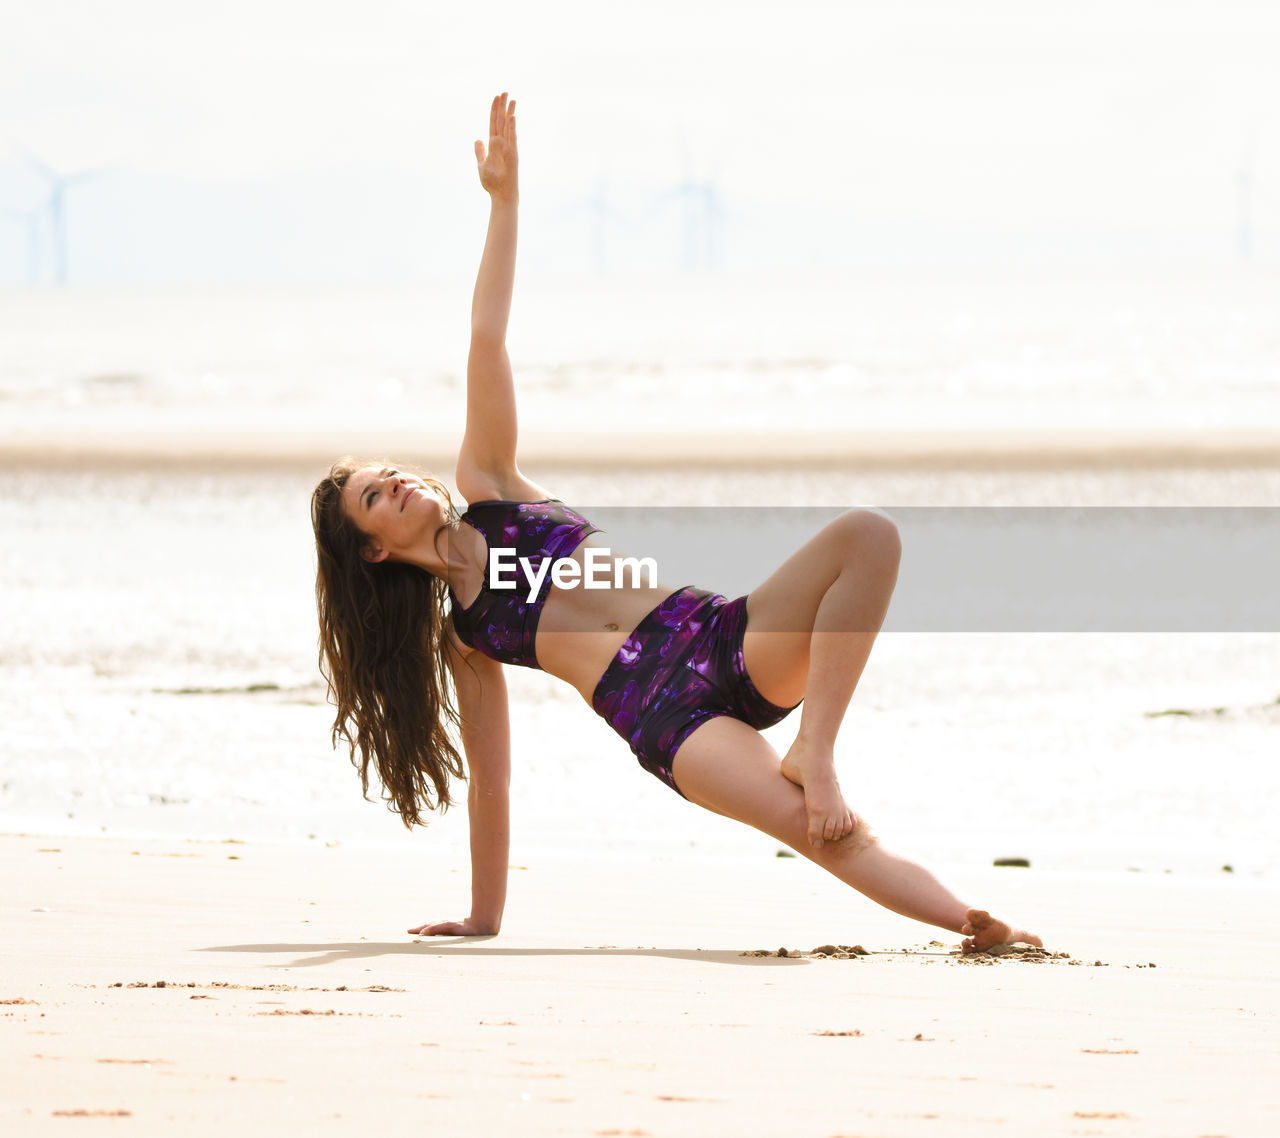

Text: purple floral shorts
xmin=590 ymin=587 xmax=800 ymax=798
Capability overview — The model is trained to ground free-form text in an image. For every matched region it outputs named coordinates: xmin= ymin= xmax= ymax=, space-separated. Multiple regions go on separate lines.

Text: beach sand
xmin=4 ymin=833 xmax=1277 ymax=1137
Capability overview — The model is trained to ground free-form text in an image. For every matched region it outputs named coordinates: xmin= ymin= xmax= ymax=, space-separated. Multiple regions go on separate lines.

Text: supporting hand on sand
xmin=408 ymin=917 xmax=498 ymax=938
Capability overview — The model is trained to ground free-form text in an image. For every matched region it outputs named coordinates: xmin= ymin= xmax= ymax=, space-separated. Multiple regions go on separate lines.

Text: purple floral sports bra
xmin=448 ymin=498 xmax=602 ymax=668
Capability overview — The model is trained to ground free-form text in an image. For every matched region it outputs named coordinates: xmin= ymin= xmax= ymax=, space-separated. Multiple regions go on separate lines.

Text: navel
xmin=604 ymin=622 xmax=619 ymax=632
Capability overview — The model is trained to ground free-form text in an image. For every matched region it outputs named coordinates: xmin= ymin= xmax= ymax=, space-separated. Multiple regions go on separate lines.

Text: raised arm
xmin=408 ymin=645 xmax=511 ymax=937
xmin=456 ymin=92 xmax=546 ymax=504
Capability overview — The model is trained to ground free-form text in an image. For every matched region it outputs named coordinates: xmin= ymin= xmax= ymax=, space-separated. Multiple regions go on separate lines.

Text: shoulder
xmin=455 ymin=457 xmax=553 ymax=507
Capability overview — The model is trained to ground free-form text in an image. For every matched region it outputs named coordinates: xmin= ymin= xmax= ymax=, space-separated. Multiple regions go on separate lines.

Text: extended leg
xmin=672 ymin=717 xmax=1041 ymax=951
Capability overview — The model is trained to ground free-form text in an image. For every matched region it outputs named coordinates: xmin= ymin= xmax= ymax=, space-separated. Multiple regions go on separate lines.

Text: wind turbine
xmin=559 ymin=176 xmax=624 ymax=272
xmin=648 ymin=175 xmax=725 ymax=270
xmin=19 ymin=148 xmax=110 ymax=285
xmin=1236 ymin=127 xmax=1257 ymax=261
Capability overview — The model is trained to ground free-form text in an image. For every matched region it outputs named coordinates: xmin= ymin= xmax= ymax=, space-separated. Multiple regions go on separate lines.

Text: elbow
xmin=468 ymin=327 xmax=506 ymax=352
xmin=468 ymin=774 xmax=512 ymax=803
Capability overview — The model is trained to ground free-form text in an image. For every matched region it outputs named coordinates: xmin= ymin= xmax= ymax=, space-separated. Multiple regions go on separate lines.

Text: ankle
xmin=786 ymin=746 xmax=839 ymax=783
xmin=792 ymin=727 xmax=836 ymax=756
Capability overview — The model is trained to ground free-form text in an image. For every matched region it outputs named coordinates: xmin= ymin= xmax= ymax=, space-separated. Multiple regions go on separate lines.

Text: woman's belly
xmin=532 ymin=540 xmax=685 ymax=702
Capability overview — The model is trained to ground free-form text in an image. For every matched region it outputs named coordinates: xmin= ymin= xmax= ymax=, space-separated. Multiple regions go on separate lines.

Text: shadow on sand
xmin=195 ymin=939 xmax=820 ymax=969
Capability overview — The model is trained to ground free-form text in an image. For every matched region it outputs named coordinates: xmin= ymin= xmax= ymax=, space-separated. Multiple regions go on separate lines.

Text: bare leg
xmin=672 ymin=718 xmax=1041 ymax=951
xmin=741 ymin=509 xmax=902 ymax=848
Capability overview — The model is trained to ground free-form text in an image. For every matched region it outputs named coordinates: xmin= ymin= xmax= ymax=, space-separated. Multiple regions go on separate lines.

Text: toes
xmin=813 ymin=811 xmax=857 ymax=846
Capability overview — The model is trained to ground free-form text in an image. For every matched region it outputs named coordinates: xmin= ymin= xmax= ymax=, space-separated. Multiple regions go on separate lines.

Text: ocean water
xmin=1 ymin=264 xmax=1277 ymax=881
xmin=3 ymin=261 xmax=1279 ymax=445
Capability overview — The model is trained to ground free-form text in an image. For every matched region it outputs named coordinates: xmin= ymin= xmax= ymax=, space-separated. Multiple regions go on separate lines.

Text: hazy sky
xmin=1 ymin=0 xmax=1275 ymax=283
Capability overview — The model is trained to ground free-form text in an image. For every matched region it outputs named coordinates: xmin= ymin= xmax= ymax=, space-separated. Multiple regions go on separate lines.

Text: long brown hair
xmin=311 ymin=458 xmax=465 ymax=826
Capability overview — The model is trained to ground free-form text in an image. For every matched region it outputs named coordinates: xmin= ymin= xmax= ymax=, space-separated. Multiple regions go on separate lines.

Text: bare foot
xmin=780 ymin=737 xmax=856 ymax=848
xmin=960 ymin=908 xmax=1043 ymax=955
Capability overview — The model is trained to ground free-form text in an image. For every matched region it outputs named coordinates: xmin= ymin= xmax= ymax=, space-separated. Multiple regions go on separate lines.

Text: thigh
xmin=673 ymin=717 xmax=878 ymax=877
xmin=671 ymin=716 xmax=812 ymax=847
xmin=741 ymin=509 xmax=897 ymax=708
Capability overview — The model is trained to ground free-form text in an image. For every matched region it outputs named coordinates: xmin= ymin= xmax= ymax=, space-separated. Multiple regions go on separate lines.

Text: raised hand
xmin=475 ymin=92 xmax=518 ymax=203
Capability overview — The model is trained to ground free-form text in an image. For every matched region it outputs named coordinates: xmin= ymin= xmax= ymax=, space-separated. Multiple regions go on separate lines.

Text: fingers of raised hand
xmin=490 ymin=92 xmax=512 ymax=140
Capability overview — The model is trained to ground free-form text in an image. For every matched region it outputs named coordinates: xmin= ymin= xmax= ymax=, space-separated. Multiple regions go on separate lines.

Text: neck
xmin=398 ymin=518 xmax=467 ymax=586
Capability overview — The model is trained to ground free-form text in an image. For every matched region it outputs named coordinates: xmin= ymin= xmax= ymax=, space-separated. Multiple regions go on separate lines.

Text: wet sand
xmin=4 ymin=833 xmax=1278 ymax=1137
xmin=6 ymin=425 xmax=1280 ymax=472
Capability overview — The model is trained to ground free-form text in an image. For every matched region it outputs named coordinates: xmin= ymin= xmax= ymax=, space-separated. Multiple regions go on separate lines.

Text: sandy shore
xmin=3 ymin=833 xmax=1277 ymax=1137
xmin=5 ymin=426 xmax=1280 ymax=472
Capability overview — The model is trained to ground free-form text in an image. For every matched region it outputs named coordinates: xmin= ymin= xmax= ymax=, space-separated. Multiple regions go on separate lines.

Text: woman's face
xmin=341 ymin=465 xmax=449 ymax=563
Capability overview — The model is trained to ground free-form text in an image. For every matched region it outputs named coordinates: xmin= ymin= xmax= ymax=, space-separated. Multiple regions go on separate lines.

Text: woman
xmin=312 ymin=93 xmax=1040 ymax=954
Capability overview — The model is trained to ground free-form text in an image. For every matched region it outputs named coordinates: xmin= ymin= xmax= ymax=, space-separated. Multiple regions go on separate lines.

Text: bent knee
xmin=833 ymin=509 xmax=901 ymax=574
